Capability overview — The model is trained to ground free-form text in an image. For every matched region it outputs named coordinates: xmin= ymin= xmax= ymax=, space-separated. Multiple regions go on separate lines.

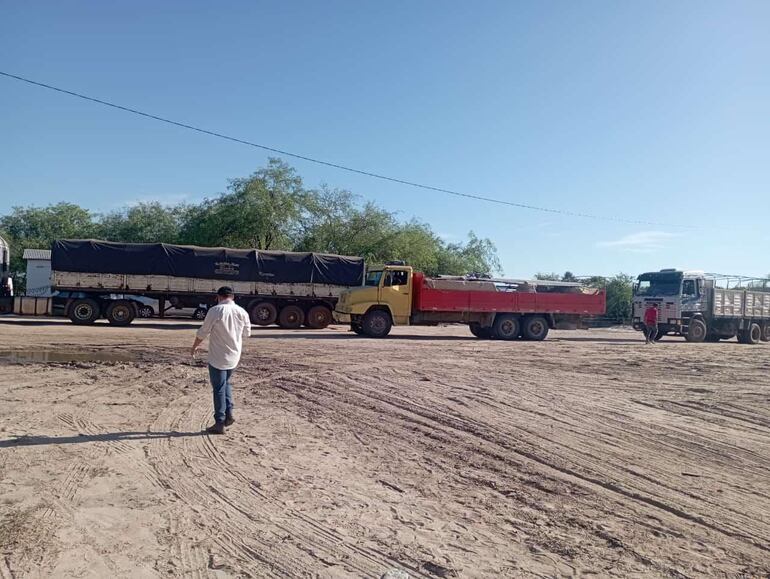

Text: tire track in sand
xmin=273 ymin=369 xmax=770 ymax=572
xmin=145 ymin=388 xmax=430 ymax=578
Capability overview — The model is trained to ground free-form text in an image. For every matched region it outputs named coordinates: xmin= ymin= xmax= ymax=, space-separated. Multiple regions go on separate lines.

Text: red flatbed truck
xmin=334 ymin=265 xmax=606 ymax=339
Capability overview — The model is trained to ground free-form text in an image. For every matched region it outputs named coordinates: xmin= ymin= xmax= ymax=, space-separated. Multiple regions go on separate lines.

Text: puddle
xmin=0 ymin=350 xmax=135 ymax=364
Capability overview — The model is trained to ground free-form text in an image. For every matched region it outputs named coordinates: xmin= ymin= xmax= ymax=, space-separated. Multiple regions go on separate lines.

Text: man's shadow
xmin=0 ymin=431 xmax=204 ymax=448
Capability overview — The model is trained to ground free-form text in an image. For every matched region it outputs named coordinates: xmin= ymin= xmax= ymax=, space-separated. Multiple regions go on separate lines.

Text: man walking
xmin=643 ymin=303 xmax=659 ymax=344
xmin=191 ymin=286 xmax=251 ymax=434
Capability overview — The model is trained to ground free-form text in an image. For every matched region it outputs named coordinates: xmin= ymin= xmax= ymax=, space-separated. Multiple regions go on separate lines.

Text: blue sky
xmin=1 ymin=1 xmax=768 ymax=278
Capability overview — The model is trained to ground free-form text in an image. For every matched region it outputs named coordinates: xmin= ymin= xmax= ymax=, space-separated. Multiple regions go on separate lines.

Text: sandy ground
xmin=0 ymin=317 xmax=768 ymax=578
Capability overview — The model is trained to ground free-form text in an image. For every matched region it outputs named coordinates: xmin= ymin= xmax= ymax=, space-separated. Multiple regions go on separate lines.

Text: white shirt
xmin=196 ymin=300 xmax=252 ymax=370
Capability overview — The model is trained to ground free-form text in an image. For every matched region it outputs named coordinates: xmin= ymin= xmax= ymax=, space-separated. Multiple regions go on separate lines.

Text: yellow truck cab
xmin=335 ymin=265 xmax=413 ymax=337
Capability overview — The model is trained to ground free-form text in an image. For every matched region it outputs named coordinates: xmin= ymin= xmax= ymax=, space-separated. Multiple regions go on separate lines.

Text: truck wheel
xmin=685 ymin=319 xmax=707 ymax=343
xmin=761 ymin=324 xmax=770 ymax=342
xmin=469 ymin=323 xmax=492 ymax=339
xmin=492 ymin=315 xmax=520 ymax=340
xmin=362 ymin=310 xmax=392 ymax=338
xmin=306 ymin=305 xmax=332 ymax=329
xmin=522 ymin=315 xmax=549 ymax=341
xmin=278 ymin=305 xmax=304 ymax=329
xmin=106 ymin=301 xmax=136 ymax=326
xmin=740 ymin=323 xmax=762 ymax=345
xmin=351 ymin=323 xmax=365 ymax=335
xmin=69 ymin=299 xmax=100 ymax=325
xmin=249 ymin=302 xmax=278 ymax=326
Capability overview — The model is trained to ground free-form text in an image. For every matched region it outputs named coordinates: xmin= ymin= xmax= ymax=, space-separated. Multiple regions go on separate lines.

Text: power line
xmin=1 ymin=70 xmax=682 ymax=228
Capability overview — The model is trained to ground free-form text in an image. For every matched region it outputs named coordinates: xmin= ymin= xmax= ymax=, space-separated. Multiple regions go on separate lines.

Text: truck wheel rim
xmin=693 ymin=325 xmax=705 ymax=340
xmin=501 ymin=320 xmax=516 ymax=336
xmin=311 ymin=311 xmax=328 ymax=326
xmin=531 ymin=321 xmax=544 ymax=335
xmin=75 ymin=305 xmax=93 ymax=319
xmin=114 ymin=307 xmax=129 ymax=321
xmin=256 ymin=307 xmax=271 ymax=321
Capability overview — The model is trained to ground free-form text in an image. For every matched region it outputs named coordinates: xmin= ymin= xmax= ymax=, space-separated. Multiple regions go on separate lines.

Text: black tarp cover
xmin=51 ymin=240 xmax=364 ymax=286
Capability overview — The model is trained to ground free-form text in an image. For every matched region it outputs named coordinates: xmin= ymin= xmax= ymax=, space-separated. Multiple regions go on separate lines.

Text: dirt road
xmin=1 ymin=318 xmax=768 ymax=578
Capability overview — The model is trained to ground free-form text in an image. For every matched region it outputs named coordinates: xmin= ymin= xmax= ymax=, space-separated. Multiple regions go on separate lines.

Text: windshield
xmin=635 ymin=273 xmax=682 ymax=296
xmin=365 ymin=270 xmax=383 ymax=287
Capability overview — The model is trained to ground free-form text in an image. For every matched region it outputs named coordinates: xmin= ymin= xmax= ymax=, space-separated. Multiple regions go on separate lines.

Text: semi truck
xmin=47 ymin=239 xmax=365 ymax=328
xmin=632 ymin=269 xmax=770 ymax=344
xmin=334 ymin=264 xmax=606 ymax=339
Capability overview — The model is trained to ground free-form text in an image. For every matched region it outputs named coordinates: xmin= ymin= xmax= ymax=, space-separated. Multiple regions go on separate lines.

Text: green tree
xmin=0 ymin=202 xmax=96 ymax=242
xmin=603 ymin=273 xmax=634 ymax=323
xmin=295 ymin=188 xmax=399 ymax=258
xmin=181 ymin=158 xmax=315 ymax=249
xmin=295 ymin=187 xmax=500 ymax=276
xmin=98 ymin=202 xmax=187 ymax=243
xmin=434 ymin=232 xmax=501 ymax=276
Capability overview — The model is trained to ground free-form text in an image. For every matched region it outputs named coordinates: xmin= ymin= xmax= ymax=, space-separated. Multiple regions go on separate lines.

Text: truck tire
xmin=278 ymin=305 xmax=304 ymax=329
xmin=305 ymin=305 xmax=332 ymax=329
xmin=685 ymin=319 xmax=707 ymax=343
xmin=351 ymin=323 xmax=365 ymax=335
xmin=362 ymin=309 xmax=392 ymax=338
xmin=106 ymin=300 xmax=136 ymax=326
xmin=469 ymin=323 xmax=492 ymax=339
xmin=739 ymin=323 xmax=762 ymax=345
xmin=761 ymin=324 xmax=770 ymax=342
xmin=249 ymin=302 xmax=278 ymax=326
xmin=69 ymin=298 xmax=100 ymax=325
xmin=493 ymin=315 xmax=520 ymax=340
xmin=521 ymin=315 xmax=549 ymax=341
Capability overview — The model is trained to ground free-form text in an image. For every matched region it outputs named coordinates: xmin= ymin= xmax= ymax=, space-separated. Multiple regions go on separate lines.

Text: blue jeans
xmin=208 ymin=365 xmax=234 ymax=424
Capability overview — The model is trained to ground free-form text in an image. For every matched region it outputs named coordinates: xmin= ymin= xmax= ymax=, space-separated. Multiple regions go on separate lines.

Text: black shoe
xmin=207 ymin=422 xmax=226 ymax=435
xmin=224 ymin=413 xmax=235 ymax=427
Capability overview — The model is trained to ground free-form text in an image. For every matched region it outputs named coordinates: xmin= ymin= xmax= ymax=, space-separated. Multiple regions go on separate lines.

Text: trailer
xmin=334 ymin=264 xmax=606 ymax=339
xmin=632 ymin=269 xmax=770 ymax=344
xmin=51 ymin=239 xmax=364 ymax=328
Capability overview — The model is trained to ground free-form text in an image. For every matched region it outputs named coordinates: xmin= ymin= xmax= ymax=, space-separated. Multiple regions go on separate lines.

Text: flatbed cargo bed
xmin=413 ymin=273 xmax=605 ymax=315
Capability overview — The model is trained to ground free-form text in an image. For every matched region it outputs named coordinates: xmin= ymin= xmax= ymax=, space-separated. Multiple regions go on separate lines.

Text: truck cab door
xmin=682 ymin=278 xmax=705 ymax=313
xmin=379 ymin=267 xmax=412 ymax=325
